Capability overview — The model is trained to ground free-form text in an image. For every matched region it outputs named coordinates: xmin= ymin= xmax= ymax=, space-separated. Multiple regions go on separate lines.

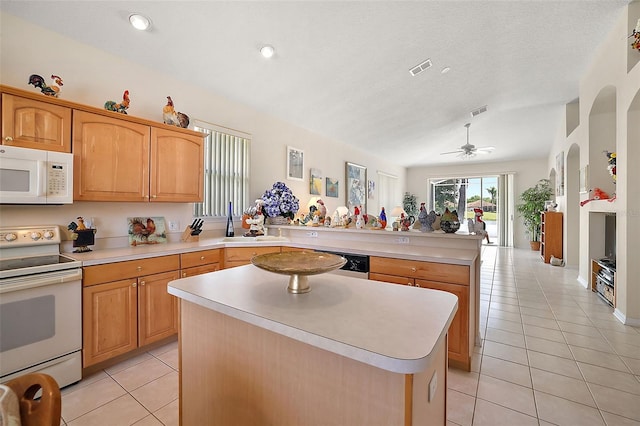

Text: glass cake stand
xmin=251 ymin=251 xmax=347 ymax=294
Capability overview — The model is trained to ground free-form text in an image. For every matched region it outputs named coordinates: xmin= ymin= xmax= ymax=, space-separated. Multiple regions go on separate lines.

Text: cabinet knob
xmin=415 ymin=282 xmax=421 ymax=288
xmin=200 ymin=256 xmax=205 ymax=260
xmin=140 ymin=281 xmax=146 ymax=286
xmin=151 ymin=195 xmax=157 ymax=198
xmin=182 ymin=272 xmax=187 ymax=277
xmin=411 ymin=267 xmax=417 ymax=273
xmin=137 ymin=266 xmax=142 ymax=271
xmin=4 ymin=136 xmax=13 ymax=142
xmin=132 ymin=282 xmax=137 ymax=287
xmin=407 ymin=282 xmax=413 ymax=286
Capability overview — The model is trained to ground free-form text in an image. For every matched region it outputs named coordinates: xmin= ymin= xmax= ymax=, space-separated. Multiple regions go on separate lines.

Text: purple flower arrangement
xmin=261 ymin=182 xmax=299 ymax=220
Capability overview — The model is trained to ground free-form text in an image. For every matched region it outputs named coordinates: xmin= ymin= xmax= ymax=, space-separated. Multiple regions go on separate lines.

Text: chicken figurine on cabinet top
xmin=28 ymin=74 xmax=63 ymax=97
xmin=104 ymin=90 xmax=130 ymax=114
xmin=163 ymin=96 xmax=190 ymax=128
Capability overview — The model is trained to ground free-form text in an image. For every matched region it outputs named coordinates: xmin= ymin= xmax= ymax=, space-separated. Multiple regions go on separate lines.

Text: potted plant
xmin=516 ymin=179 xmax=553 ymax=250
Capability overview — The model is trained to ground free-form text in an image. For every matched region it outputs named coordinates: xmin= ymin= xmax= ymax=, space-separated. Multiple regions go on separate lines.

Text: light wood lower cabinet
xmin=370 ymin=256 xmax=471 ymax=371
xmin=82 ymin=255 xmax=180 ymax=367
xmin=223 ymin=246 xmax=281 ymax=269
xmin=180 ymin=249 xmax=222 ymax=277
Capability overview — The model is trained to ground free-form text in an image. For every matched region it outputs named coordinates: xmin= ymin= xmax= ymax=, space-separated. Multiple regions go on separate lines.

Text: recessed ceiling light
xmin=260 ymin=45 xmax=275 ymax=58
xmin=129 ymin=13 xmax=151 ymax=31
xmin=441 ymin=67 xmax=451 ymax=74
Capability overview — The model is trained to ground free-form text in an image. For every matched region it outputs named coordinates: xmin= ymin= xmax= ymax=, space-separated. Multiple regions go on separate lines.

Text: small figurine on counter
xmin=244 ymin=199 xmax=265 ymax=236
xmin=379 ymin=207 xmax=387 ymax=229
xmin=76 ymin=216 xmax=87 ymax=230
xmin=418 ymin=203 xmax=428 ymax=232
xmin=104 ymin=90 xmax=130 ymax=114
xmin=163 ymin=96 xmax=190 ymax=128
xmin=28 ymin=74 xmax=63 ymax=97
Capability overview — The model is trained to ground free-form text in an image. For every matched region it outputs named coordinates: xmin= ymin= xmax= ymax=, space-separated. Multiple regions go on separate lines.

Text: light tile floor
xmin=59 ymin=246 xmax=640 ymax=425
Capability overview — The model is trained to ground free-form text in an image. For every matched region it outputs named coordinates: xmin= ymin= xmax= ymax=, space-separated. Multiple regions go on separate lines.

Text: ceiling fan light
xmin=260 ymin=45 xmax=275 ymax=58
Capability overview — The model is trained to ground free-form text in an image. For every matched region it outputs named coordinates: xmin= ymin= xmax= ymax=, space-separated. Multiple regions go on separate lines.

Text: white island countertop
xmin=168 ymin=265 xmax=458 ymax=374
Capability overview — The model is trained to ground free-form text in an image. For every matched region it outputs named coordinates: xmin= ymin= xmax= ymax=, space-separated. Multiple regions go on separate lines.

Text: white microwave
xmin=0 ymin=145 xmax=73 ymax=204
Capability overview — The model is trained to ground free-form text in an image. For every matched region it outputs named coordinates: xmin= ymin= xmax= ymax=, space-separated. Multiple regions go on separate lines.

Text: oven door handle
xmin=0 ymin=269 xmax=82 ymax=294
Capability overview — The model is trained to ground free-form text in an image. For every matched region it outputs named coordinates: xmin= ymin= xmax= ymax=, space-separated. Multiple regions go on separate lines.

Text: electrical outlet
xmin=396 ymin=237 xmax=410 ymax=244
xmin=168 ymin=220 xmax=180 ymax=232
xmin=307 ymin=231 xmax=318 ymax=237
xmin=428 ymin=371 xmax=437 ymax=402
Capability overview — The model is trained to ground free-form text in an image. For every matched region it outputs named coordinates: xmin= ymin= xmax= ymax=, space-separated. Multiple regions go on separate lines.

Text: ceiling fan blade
xmin=476 ymin=146 xmax=495 ymax=154
xmin=440 ymin=149 xmax=464 ymax=155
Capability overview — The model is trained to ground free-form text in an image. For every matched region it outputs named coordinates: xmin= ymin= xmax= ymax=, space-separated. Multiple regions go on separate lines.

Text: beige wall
xmin=0 ymin=12 xmax=405 ymax=243
xmin=545 ymin=2 xmax=640 ymax=325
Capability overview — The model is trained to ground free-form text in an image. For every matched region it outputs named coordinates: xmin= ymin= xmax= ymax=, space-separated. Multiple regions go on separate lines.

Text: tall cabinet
xmin=540 ymin=211 xmax=563 ymax=263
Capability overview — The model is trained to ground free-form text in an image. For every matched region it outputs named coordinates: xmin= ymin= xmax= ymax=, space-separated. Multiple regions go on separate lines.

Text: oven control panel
xmin=0 ymin=226 xmax=61 ymax=248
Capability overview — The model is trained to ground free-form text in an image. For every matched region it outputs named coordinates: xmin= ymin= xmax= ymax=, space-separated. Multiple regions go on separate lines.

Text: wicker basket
xmin=265 ymin=216 xmax=288 ymax=225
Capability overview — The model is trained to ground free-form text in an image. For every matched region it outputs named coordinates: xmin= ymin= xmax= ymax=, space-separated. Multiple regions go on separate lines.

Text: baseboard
xmin=613 ymin=309 xmax=640 ymax=326
xmin=576 ymin=275 xmax=588 ymax=289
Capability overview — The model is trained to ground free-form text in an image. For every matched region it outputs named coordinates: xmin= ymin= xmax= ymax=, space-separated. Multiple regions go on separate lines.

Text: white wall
xmin=0 ymin=12 xmax=405 ymax=242
xmin=407 ymin=158 xmax=547 ymax=249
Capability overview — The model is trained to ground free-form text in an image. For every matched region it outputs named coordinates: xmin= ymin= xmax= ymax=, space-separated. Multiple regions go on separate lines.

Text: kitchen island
xmin=168 ymin=265 xmax=458 ymax=425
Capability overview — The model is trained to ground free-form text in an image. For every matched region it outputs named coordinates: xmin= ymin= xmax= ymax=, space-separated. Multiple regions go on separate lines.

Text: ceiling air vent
xmin=409 ymin=59 xmax=432 ymax=76
xmin=470 ymin=105 xmax=488 ymax=117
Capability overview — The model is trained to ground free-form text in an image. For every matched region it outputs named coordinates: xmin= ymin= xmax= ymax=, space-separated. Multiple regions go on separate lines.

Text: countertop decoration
xmin=128 ymin=217 xmax=167 ymax=246
xmin=261 ymin=181 xmax=299 ymax=225
xmin=251 ymin=251 xmax=346 ymax=293
xmin=440 ymin=208 xmax=461 ymax=233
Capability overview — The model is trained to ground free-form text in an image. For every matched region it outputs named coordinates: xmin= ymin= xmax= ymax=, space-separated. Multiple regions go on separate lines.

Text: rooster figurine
xmin=163 ymin=96 xmax=189 ymax=128
xmin=104 ymin=90 xmax=130 ymax=114
xmin=28 ymin=74 xmax=63 ymax=97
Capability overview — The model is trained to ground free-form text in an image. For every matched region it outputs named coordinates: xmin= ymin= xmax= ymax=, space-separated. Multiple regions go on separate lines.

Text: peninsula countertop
xmin=168 ymin=264 xmax=458 ymax=374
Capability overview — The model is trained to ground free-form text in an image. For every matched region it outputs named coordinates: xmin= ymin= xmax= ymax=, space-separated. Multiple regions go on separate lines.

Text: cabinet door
xmin=1 ymin=94 xmax=71 ymax=152
xmin=73 ymin=110 xmax=150 ymax=201
xmin=416 ymin=279 xmax=468 ymax=367
xmin=150 ymin=127 xmax=203 ymax=202
xmin=138 ymin=270 xmax=180 ymax=346
xmin=83 ymin=279 xmax=138 ymax=367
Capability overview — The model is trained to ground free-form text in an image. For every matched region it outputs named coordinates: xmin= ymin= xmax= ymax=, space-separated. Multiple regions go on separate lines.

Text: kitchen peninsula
xmin=168 ymin=265 xmax=458 ymax=425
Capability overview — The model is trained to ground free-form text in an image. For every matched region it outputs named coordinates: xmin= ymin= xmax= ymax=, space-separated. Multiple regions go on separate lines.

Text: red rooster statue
xmin=163 ymin=96 xmax=189 ymax=128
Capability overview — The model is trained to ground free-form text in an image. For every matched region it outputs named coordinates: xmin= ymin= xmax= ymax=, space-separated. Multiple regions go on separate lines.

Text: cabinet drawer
xmin=181 ymin=264 xmax=221 ymax=278
xmin=370 ymin=256 xmax=469 ymax=285
xmin=224 ymin=247 xmax=281 ymax=264
xmin=181 ymin=249 xmax=222 ymax=269
xmin=369 ymin=272 xmax=413 ymax=286
xmin=83 ymin=255 xmax=180 ymax=286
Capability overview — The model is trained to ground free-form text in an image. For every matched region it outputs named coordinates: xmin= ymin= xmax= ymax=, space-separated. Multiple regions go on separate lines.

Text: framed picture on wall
xmin=345 ymin=162 xmax=367 ymax=213
xmin=310 ymin=168 xmax=322 ymax=195
xmin=326 ymin=177 xmax=339 ymax=198
xmin=287 ymin=146 xmax=304 ymax=181
xmin=556 ymin=151 xmax=565 ymax=196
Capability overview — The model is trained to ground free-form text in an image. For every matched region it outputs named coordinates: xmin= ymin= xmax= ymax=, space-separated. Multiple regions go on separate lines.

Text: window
xmin=193 ymin=123 xmax=251 ymax=217
xmin=377 ymin=171 xmax=399 ymax=214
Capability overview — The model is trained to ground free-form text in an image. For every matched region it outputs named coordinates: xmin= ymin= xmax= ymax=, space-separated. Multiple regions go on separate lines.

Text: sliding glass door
xmin=429 ymin=175 xmax=510 ymax=245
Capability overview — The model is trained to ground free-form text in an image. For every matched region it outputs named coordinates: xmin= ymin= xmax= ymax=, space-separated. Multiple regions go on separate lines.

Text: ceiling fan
xmin=440 ymin=123 xmax=495 ymax=159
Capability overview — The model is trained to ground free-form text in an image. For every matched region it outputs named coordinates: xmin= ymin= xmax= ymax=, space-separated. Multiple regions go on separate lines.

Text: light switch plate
xmin=168 ymin=220 xmax=180 ymax=232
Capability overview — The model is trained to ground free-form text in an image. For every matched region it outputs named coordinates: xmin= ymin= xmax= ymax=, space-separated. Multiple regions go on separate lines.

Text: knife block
xmin=181 ymin=226 xmax=199 ymax=243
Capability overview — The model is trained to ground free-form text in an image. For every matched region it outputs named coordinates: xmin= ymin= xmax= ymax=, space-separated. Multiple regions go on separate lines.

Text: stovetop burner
xmin=0 ymin=254 xmax=77 ymax=272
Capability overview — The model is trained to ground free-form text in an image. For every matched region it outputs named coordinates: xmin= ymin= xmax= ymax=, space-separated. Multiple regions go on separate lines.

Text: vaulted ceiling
xmin=0 ymin=1 xmax=630 ymax=167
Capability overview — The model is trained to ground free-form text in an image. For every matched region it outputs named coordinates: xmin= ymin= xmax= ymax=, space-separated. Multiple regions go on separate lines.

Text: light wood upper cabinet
xmin=1 ymin=93 xmax=72 ymax=152
xmin=150 ymin=127 xmax=203 ymax=202
xmin=73 ymin=111 xmax=204 ymax=202
xmin=73 ymin=110 xmax=150 ymax=201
